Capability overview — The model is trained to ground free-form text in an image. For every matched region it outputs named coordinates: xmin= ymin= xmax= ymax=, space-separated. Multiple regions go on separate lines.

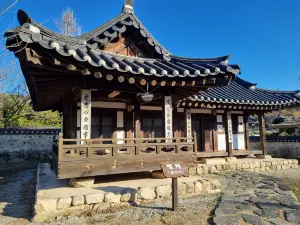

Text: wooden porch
xmin=52 ymin=134 xmax=198 ymax=179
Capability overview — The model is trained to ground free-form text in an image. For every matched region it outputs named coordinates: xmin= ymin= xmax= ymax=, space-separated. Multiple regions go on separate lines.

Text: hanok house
xmin=179 ymin=76 xmax=300 ymax=157
xmin=5 ymin=1 xmax=297 ymax=181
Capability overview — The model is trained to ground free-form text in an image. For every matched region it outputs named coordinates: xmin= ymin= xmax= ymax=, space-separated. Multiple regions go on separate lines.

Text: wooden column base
xmin=151 ymin=170 xmax=167 ymax=179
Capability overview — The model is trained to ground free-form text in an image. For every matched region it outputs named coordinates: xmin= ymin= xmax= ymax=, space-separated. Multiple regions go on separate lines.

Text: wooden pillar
xmin=212 ymin=110 xmax=218 ymax=151
xmin=184 ymin=109 xmax=192 ymax=142
xmin=80 ymin=89 xmax=91 ymax=139
xmin=62 ymin=102 xmax=69 ymax=138
xmin=135 ymin=105 xmax=141 ymax=138
xmin=125 ymin=104 xmax=134 ymax=143
xmin=164 ymin=96 xmax=173 ymax=142
xmin=244 ymin=113 xmax=251 ymax=151
xmin=224 ymin=111 xmax=233 ymax=157
xmin=258 ymin=112 xmax=267 ymax=155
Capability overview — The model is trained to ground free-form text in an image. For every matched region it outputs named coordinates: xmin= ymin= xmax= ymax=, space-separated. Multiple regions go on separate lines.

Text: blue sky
xmin=1 ymin=0 xmax=300 ymax=90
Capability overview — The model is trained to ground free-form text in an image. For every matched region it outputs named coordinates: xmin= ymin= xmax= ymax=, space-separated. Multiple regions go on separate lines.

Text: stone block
xmin=260 ymin=162 xmax=266 ymax=168
xmin=208 ymin=165 xmax=217 ymax=173
xmin=265 ymin=161 xmax=272 ymax=167
xmin=200 ymin=180 xmax=211 ymax=194
xmin=85 ymin=192 xmax=105 ymax=204
xmin=57 ymin=197 xmax=72 ymax=210
xmin=272 ymin=161 xmax=278 ymax=166
xmin=71 ymin=195 xmax=85 ymax=206
xmin=271 ymin=165 xmax=277 ymax=170
xmin=196 ymin=167 xmax=203 ymax=175
xmin=249 ymin=162 xmax=255 ymax=169
xmin=35 ymin=198 xmax=57 ymax=213
xmin=184 ymin=182 xmax=195 ymax=194
xmin=137 ymin=187 xmax=156 ymax=200
xmin=210 ymin=179 xmax=221 ymax=190
xmin=293 ymin=159 xmax=299 ymax=165
xmin=155 ymin=185 xmax=172 ymax=198
xmin=92 ymin=203 xmax=111 ymax=212
xmin=203 ymin=166 xmax=209 ymax=174
xmin=104 ymin=192 xmax=121 ymax=203
xmin=216 ymin=165 xmax=223 ymax=171
xmin=242 ymin=163 xmax=250 ymax=169
xmin=194 ymin=181 xmax=203 ymax=194
xmin=236 ymin=164 xmax=242 ymax=170
xmin=200 ymin=158 xmax=226 ymax=165
xmin=178 ymin=182 xmax=187 ymax=195
xmin=151 ymin=170 xmax=166 ymax=179
xmin=284 ymin=160 xmax=289 ymax=165
xmin=256 ymin=155 xmax=272 ymax=159
xmin=229 ymin=164 xmax=236 ymax=170
xmin=69 ymin=177 xmax=95 ymax=188
xmin=265 ymin=167 xmax=271 ymax=171
xmin=254 ymin=162 xmax=261 ymax=168
xmin=121 ymin=188 xmax=137 ymax=202
xmin=276 ymin=165 xmax=282 ymax=170
xmin=225 ymin=157 xmax=238 ymax=163
xmin=188 ymin=167 xmax=197 ymax=175
xmin=254 ymin=168 xmax=261 ymax=172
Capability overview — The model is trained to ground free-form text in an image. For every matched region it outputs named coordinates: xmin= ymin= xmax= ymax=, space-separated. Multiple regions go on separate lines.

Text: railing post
xmin=58 ymin=133 xmax=63 ymax=161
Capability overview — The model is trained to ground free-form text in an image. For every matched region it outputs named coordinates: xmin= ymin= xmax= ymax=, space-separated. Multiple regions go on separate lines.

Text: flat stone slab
xmin=213 ymin=170 xmax=300 ymax=225
xmin=242 ymin=214 xmax=263 ymax=225
xmin=213 ymin=215 xmax=241 ymax=225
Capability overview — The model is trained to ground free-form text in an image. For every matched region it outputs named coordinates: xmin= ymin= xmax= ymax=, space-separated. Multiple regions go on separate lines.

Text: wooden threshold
xmin=232 ymin=150 xmax=263 ymax=156
xmin=197 ymin=151 xmax=228 ymax=158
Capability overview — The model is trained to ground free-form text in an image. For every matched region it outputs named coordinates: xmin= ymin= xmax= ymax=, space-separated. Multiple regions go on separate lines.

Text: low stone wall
xmin=34 ymin=163 xmax=221 ymax=222
xmin=0 ymin=129 xmax=59 ymax=171
xmin=189 ymin=158 xmax=298 ymax=175
xmin=251 ymin=142 xmax=300 ymax=160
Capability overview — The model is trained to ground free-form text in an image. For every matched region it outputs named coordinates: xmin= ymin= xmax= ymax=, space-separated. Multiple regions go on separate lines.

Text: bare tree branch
xmin=0 ymin=0 xmax=19 ymax=17
xmin=54 ymin=8 xmax=82 ymax=37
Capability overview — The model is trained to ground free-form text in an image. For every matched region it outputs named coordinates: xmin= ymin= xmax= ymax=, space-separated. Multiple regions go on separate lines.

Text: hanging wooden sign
xmin=226 ymin=111 xmax=233 ymax=143
xmin=160 ymin=162 xmax=189 ymax=178
xmin=186 ymin=109 xmax=192 ymax=142
xmin=164 ymin=96 xmax=173 ymax=142
xmin=80 ymin=89 xmax=91 ymax=140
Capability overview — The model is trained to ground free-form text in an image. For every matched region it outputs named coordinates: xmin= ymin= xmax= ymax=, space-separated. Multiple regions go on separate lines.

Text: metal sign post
xmin=160 ymin=162 xmax=188 ymax=211
xmin=172 ymin=178 xmax=178 ymax=211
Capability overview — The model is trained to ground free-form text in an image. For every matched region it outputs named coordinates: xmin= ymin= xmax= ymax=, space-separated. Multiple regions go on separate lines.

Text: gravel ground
xmin=0 ymin=169 xmax=36 ymax=225
xmin=1 ymin=167 xmax=300 ymax=225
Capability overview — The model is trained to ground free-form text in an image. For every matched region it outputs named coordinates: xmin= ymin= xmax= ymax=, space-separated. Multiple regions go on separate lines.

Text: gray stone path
xmin=213 ymin=172 xmax=300 ymax=225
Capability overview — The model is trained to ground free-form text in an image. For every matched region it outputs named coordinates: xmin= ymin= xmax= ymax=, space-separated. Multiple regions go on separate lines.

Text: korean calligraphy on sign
xmin=186 ymin=109 xmax=192 ymax=142
xmin=227 ymin=111 xmax=233 ymax=143
xmin=81 ymin=90 xmax=91 ymax=140
xmin=164 ymin=96 xmax=173 ymax=142
xmin=160 ymin=162 xmax=189 ymax=178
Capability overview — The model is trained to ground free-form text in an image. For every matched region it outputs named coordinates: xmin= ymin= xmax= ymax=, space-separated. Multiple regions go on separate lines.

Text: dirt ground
xmin=0 ymin=168 xmax=300 ymax=225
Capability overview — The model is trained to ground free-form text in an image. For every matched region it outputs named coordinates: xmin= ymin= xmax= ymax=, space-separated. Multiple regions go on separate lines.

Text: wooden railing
xmin=55 ymin=133 xmax=197 ymax=162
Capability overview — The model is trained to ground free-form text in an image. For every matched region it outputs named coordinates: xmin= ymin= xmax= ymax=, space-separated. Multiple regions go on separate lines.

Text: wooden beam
xmin=108 ymin=91 xmax=121 ymax=99
xmin=258 ymin=112 xmax=267 ymax=155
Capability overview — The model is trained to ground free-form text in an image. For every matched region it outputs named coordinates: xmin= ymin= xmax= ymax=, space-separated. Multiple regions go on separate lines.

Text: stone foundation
xmin=189 ymin=158 xmax=298 ymax=176
xmin=34 ymin=163 xmax=221 ymax=222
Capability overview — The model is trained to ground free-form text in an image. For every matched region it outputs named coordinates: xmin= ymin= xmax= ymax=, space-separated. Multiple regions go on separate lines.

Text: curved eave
xmin=178 ymin=77 xmax=300 ymax=110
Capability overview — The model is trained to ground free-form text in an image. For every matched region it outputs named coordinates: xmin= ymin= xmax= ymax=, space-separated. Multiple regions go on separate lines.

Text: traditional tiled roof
xmin=180 ymin=77 xmax=300 ymax=110
xmin=5 ymin=9 xmax=240 ymax=79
